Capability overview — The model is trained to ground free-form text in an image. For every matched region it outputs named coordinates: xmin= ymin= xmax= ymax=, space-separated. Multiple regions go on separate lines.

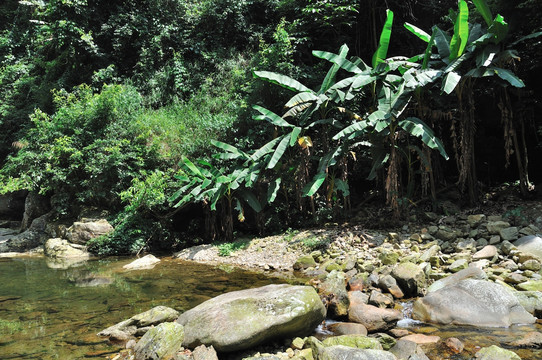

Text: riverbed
xmin=0 ymin=256 xmax=289 ymax=359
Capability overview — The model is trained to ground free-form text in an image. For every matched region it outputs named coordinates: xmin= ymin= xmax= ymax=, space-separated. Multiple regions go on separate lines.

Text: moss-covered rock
xmin=293 ymin=255 xmax=317 ymax=270
xmin=177 ymin=284 xmax=326 ymax=352
xmin=322 ymin=335 xmax=382 ymax=349
xmin=474 ymin=345 xmax=521 ymax=360
xmin=133 ymin=322 xmax=184 ymax=360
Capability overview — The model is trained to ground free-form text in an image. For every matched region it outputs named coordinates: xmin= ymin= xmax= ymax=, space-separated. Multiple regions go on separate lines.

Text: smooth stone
xmin=444 ymin=337 xmax=464 ymax=354
xmin=472 ymin=245 xmax=498 ymax=260
xmin=400 ymin=334 xmax=440 ymax=345
xmin=514 ymin=235 xmax=542 ymax=260
xmin=500 ymin=227 xmax=519 ymax=242
xmin=455 ymin=238 xmax=476 ymax=252
xmin=389 ymin=339 xmax=429 ymax=360
xmin=123 ymin=254 xmax=160 ymax=270
xmin=449 ymin=259 xmax=468 ymax=273
xmin=348 ymin=301 xmax=402 ymax=333
xmin=487 ymin=221 xmax=511 ymax=235
xmin=413 ymin=279 xmax=535 ymax=327
xmin=427 ymin=267 xmax=487 ymax=293
xmin=293 ymin=255 xmax=317 ymax=270
xmin=467 ymin=214 xmax=486 ymax=228
xmin=177 ymin=284 xmax=326 ymax=352
xmin=44 ymin=238 xmax=90 ymax=259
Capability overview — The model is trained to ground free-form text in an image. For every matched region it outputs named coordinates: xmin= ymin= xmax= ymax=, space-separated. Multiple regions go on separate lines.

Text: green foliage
xmin=0 ymin=319 xmax=23 ymax=335
xmin=215 ymin=238 xmax=250 ymax=257
xmin=0 ymin=84 xmax=160 ymax=213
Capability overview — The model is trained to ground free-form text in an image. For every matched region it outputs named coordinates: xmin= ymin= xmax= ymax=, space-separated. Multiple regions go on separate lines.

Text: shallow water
xmin=0 ymin=256 xmax=288 ymax=359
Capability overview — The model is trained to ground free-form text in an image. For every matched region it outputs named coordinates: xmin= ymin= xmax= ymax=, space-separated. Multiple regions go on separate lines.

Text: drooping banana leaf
xmin=492 ymin=67 xmax=525 ymax=88
xmin=313 ymin=49 xmax=362 ymax=74
xmin=372 ymin=9 xmax=394 ymax=67
xmin=442 ymin=71 xmax=462 ymax=94
xmin=398 ymin=117 xmax=449 ymax=159
xmin=251 ymin=137 xmax=281 ymax=162
xmin=488 ymin=14 xmax=508 ymax=44
xmin=302 ymin=172 xmax=327 ymax=197
xmin=236 ymin=189 xmax=262 ymax=213
xmin=433 ymin=26 xmax=451 ymax=62
xmin=449 ymin=0 xmax=469 ymax=61
xmin=253 ymin=70 xmax=311 ymax=93
xmin=267 ymin=135 xmax=290 ymax=169
xmin=253 ymin=105 xmax=294 ymax=128
xmin=267 ymin=178 xmax=281 ymax=204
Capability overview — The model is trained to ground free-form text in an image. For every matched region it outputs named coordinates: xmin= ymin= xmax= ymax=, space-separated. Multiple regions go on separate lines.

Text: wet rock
xmin=443 ymin=337 xmax=463 ymax=354
xmin=474 ymin=345 xmax=521 ymax=359
xmin=509 ymin=331 xmax=542 ymax=348
xmin=319 ymin=270 xmax=349 ymax=317
xmin=293 ymin=255 xmax=317 ymax=271
xmin=322 ymin=335 xmax=382 ymax=349
xmin=123 ymin=254 xmax=160 ymax=270
xmin=391 ymin=263 xmax=426 ymax=297
xmin=327 ymin=322 xmax=368 ymax=336
xmin=73 ymin=274 xmax=114 ymax=287
xmin=177 ymin=284 xmax=326 ymax=352
xmin=65 ymin=219 xmax=113 ymax=245
xmin=44 ymin=238 xmax=90 ymax=259
xmin=400 ymin=334 xmax=440 ymax=345
xmin=348 ymin=299 xmax=402 ymax=332
xmin=487 ymin=221 xmax=511 ymax=235
xmin=427 ymin=267 xmax=487 ymax=293
xmin=412 ymin=279 xmax=536 ymax=327
xmin=134 ymin=322 xmax=184 ymax=360
xmin=319 ymin=346 xmax=397 ymax=360
xmin=514 ymin=235 xmax=542 ymax=260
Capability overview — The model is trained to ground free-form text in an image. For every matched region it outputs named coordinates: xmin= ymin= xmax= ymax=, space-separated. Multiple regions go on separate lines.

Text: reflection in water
xmin=0 ymin=256 xmax=288 ymax=359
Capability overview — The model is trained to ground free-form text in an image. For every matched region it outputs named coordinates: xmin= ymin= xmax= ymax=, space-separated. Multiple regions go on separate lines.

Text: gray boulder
xmin=319 ymin=346 xmax=397 ymax=360
xmin=134 ymin=322 xmax=184 ymax=360
xmin=514 ymin=235 xmax=542 ymax=260
xmin=65 ymin=219 xmax=113 ymax=245
xmin=0 ymin=212 xmax=53 ymax=253
xmin=413 ymin=279 xmax=535 ymax=327
xmin=427 ymin=267 xmax=487 ymax=293
xmin=177 ymin=284 xmax=326 ymax=352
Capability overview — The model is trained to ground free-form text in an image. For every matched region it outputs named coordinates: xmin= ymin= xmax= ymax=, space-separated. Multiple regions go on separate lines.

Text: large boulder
xmin=391 ymin=262 xmax=426 ymax=297
xmin=514 ymin=235 xmax=542 ymax=260
xmin=134 ymin=322 xmax=184 ymax=360
xmin=319 ymin=346 xmax=397 ymax=360
xmin=0 ymin=212 xmax=53 ymax=253
xmin=0 ymin=190 xmax=27 ymax=220
xmin=427 ymin=267 xmax=487 ymax=293
xmin=474 ymin=345 xmax=521 ymax=360
xmin=177 ymin=284 xmax=326 ymax=352
xmin=65 ymin=219 xmax=113 ymax=245
xmin=412 ymin=279 xmax=535 ymax=327
xmin=44 ymin=238 xmax=89 ymax=259
xmin=21 ymin=192 xmax=50 ymax=231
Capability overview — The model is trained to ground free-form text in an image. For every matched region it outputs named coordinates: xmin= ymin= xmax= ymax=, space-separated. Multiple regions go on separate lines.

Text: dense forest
xmin=1 ymin=0 xmax=541 ymax=255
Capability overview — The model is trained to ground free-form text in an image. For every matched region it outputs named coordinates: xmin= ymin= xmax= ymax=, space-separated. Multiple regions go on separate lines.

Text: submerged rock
xmin=177 ymin=284 xmax=326 ymax=352
xmin=474 ymin=345 xmax=521 ymax=360
xmin=412 ymin=279 xmax=535 ymax=327
xmin=123 ymin=254 xmax=161 ymax=270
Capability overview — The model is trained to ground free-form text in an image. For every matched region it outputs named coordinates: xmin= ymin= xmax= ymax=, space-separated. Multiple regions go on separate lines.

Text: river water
xmin=2 ymin=256 xmax=542 ymax=360
xmin=0 ymin=256 xmax=288 ymax=359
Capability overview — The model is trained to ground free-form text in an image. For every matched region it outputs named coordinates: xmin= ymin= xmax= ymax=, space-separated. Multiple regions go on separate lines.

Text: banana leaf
xmin=372 ymin=9 xmax=394 ymax=67
xmin=449 ymin=0 xmax=469 ymax=60
xmin=253 ymin=70 xmax=311 ymax=93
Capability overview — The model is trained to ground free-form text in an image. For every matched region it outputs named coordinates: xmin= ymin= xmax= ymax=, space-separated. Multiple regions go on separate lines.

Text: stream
xmin=0 ymin=256 xmax=289 ymax=359
xmin=2 ymin=256 xmax=542 ymax=359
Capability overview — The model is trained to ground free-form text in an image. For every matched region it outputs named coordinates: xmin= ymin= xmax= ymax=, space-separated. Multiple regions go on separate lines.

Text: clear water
xmin=0 ymin=256 xmax=288 ymax=359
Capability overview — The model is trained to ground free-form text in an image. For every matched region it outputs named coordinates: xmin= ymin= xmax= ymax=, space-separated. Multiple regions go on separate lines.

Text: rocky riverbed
xmin=94 ymin=202 xmax=542 ymax=360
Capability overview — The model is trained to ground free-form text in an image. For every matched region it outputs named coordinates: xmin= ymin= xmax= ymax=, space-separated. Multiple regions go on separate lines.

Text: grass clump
xmin=215 ymin=238 xmax=250 ymax=257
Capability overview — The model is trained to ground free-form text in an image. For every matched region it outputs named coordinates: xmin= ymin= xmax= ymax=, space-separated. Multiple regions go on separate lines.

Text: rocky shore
xmin=95 ymin=203 xmax=542 ymax=360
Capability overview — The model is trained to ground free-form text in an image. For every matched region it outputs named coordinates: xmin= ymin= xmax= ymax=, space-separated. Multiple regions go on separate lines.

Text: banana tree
xmin=404 ymin=0 xmax=541 ymax=201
